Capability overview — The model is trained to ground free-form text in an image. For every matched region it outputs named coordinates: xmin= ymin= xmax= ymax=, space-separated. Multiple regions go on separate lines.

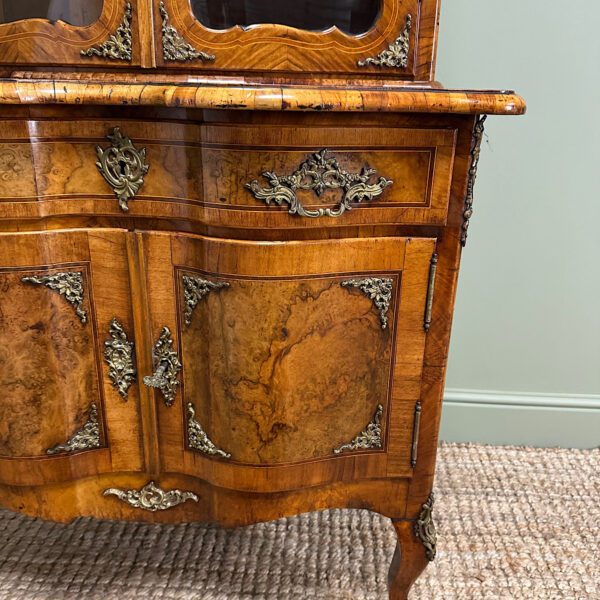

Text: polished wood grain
xmin=156 ymin=0 xmax=436 ymax=78
xmin=0 ymin=0 xmax=142 ymax=67
xmin=0 ymin=1 xmax=525 ymax=594
xmin=181 ymin=272 xmax=394 ymax=464
xmin=0 ymin=105 xmax=510 ymax=598
xmin=389 ymin=519 xmax=430 ymax=600
xmin=0 ymin=263 xmax=97 ymax=457
xmin=0 ymin=472 xmax=411 ymax=525
xmin=0 ymin=78 xmax=526 ymax=114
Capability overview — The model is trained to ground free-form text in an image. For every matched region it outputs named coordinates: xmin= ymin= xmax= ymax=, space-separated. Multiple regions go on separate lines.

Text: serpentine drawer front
xmin=0 ymin=116 xmax=456 ymax=228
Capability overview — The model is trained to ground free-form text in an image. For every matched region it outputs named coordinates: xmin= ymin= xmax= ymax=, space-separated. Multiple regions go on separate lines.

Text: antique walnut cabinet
xmin=0 ymin=0 xmax=524 ymax=597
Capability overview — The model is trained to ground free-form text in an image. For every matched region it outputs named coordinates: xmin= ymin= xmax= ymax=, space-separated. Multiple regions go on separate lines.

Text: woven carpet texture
xmin=0 ymin=443 xmax=597 ymax=599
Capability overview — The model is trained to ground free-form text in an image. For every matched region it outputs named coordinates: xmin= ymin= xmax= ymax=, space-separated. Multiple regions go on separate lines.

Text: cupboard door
xmin=0 ymin=0 xmax=143 ymax=67
xmin=140 ymin=232 xmax=435 ymax=492
xmin=0 ymin=229 xmax=142 ymax=486
xmin=155 ymin=0 xmax=437 ymax=79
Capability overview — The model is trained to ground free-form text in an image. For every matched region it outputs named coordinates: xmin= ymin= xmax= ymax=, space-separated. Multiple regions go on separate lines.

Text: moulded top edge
xmin=0 ymin=78 xmax=526 ymax=115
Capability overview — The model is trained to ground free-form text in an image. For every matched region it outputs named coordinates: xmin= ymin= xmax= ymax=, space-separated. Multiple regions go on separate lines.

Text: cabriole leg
xmin=388 ymin=520 xmax=430 ymax=600
xmin=389 ymin=493 xmax=437 ymax=599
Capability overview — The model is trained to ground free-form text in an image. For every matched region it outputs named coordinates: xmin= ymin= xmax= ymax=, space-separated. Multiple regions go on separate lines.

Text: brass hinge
xmin=423 ymin=253 xmax=438 ymax=332
xmin=410 ymin=401 xmax=422 ymax=468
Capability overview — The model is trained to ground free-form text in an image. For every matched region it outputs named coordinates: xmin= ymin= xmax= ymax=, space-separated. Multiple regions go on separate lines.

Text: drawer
xmin=0 ymin=118 xmax=456 ymax=228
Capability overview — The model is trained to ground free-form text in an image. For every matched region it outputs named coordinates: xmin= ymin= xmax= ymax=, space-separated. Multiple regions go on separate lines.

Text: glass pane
xmin=0 ymin=0 xmax=103 ymax=26
xmin=190 ymin=0 xmax=380 ymax=35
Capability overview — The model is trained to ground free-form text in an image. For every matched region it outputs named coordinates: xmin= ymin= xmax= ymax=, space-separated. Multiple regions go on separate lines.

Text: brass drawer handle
xmin=143 ymin=327 xmax=182 ymax=407
xmin=245 ymin=149 xmax=393 ymax=218
xmin=96 ymin=127 xmax=149 ymax=212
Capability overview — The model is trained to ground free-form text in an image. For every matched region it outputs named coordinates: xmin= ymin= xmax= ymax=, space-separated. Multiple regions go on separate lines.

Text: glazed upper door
xmin=154 ymin=0 xmax=439 ymax=79
xmin=140 ymin=231 xmax=435 ymax=493
xmin=0 ymin=229 xmax=142 ymax=486
xmin=0 ymin=0 xmax=144 ymax=67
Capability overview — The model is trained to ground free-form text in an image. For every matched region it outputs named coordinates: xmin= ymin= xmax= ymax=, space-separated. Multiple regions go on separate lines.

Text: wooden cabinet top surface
xmin=0 ymin=75 xmax=525 ymax=114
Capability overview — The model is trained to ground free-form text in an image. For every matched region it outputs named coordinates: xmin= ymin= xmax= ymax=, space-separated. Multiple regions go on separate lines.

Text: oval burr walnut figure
xmin=0 ymin=1 xmax=524 ymax=598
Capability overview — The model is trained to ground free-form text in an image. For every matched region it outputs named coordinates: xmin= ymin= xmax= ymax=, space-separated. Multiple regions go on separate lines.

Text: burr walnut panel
xmin=179 ymin=271 xmax=397 ymax=465
xmin=0 ymin=118 xmax=456 ymax=229
xmin=0 ymin=265 xmax=98 ymax=457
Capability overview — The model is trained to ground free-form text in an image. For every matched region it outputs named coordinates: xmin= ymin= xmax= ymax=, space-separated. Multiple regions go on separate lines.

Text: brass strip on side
xmin=410 ymin=401 xmax=422 ymax=468
xmin=461 ymin=115 xmax=487 ymax=247
xmin=423 ymin=253 xmax=438 ymax=332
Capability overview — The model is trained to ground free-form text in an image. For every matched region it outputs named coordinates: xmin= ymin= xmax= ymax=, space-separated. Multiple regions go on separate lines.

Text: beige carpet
xmin=0 ymin=444 xmax=597 ymax=599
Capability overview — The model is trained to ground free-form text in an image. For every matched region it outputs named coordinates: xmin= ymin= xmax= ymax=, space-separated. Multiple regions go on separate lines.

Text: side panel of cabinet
xmin=139 ymin=232 xmax=434 ymax=493
xmin=0 ymin=229 xmax=143 ymax=485
xmin=0 ymin=0 xmax=145 ymax=67
xmin=155 ymin=0 xmax=439 ymax=79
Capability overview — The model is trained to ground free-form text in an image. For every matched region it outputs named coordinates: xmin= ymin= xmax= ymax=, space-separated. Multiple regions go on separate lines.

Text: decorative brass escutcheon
xmin=96 ymin=127 xmax=149 ymax=212
xmin=143 ymin=327 xmax=182 ymax=407
xmin=104 ymin=318 xmax=136 ymax=399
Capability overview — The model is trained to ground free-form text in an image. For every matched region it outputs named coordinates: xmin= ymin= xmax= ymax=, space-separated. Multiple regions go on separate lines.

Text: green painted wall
xmin=435 ymin=1 xmax=600 ymax=447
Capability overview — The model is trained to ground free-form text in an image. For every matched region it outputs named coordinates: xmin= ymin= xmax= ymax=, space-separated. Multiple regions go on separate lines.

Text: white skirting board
xmin=440 ymin=389 xmax=600 ymax=449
